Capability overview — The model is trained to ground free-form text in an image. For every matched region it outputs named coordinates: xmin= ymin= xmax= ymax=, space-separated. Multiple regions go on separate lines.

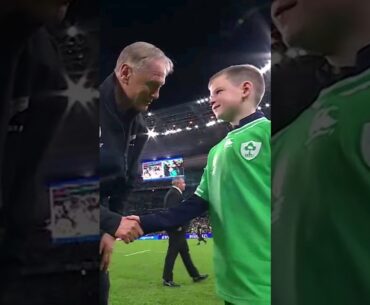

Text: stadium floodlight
xmin=147 ymin=128 xmax=159 ymax=138
xmin=50 ymin=72 xmax=98 ymax=122
xmin=260 ymin=59 xmax=271 ymax=74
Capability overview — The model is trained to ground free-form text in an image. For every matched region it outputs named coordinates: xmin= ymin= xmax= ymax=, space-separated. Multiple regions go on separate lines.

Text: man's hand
xmin=99 ymin=233 xmax=116 ymax=272
xmin=114 ymin=216 xmax=143 ymax=244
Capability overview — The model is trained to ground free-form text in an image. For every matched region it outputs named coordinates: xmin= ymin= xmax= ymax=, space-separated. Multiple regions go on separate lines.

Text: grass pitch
xmin=109 ymin=238 xmax=223 ymax=305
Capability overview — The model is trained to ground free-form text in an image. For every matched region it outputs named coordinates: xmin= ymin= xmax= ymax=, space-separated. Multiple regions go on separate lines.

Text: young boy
xmin=133 ymin=64 xmax=271 ymax=305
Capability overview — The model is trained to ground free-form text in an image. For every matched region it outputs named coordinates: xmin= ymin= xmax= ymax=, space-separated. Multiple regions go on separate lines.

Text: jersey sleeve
xmin=194 ymin=164 xmax=210 ymax=202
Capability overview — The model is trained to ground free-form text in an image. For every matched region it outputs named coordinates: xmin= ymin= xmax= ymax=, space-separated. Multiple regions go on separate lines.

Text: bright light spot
xmin=66 ymin=25 xmax=82 ymax=38
xmin=147 ymin=128 xmax=159 ymax=138
xmin=260 ymin=60 xmax=271 ymax=74
xmin=265 ymin=103 xmax=270 ymax=108
xmin=48 ymin=72 xmax=99 ymax=121
xmin=148 ymin=112 xmax=153 ymax=117
xmin=206 ymin=121 xmax=216 ymax=127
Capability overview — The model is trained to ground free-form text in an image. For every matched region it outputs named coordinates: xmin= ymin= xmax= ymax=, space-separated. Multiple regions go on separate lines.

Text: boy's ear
xmin=241 ymin=81 xmax=253 ymax=99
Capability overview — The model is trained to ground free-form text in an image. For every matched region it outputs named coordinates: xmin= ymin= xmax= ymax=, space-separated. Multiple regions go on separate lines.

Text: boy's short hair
xmin=209 ymin=64 xmax=266 ymax=106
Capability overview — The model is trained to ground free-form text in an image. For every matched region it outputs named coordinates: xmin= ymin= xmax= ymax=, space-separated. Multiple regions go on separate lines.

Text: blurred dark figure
xmin=196 ymin=225 xmax=207 ymax=245
xmin=0 ymin=1 xmax=99 ymax=304
xmin=271 ymin=1 xmax=370 ymax=305
xmin=162 ymin=178 xmax=208 ymax=287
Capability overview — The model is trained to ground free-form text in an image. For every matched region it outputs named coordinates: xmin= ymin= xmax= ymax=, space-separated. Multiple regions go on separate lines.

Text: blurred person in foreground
xmin=0 ymin=2 xmax=103 ymax=305
xmin=271 ymin=0 xmax=370 ymax=304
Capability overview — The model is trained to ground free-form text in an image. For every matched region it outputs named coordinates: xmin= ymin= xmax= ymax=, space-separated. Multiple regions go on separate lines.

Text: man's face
xmin=176 ymin=179 xmax=186 ymax=192
xmin=124 ymin=59 xmax=167 ymax=112
xmin=209 ymin=75 xmax=244 ymax=122
xmin=272 ymin=0 xmax=356 ymax=52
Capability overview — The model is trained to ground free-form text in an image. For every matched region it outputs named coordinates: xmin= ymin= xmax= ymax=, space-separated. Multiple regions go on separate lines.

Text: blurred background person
xmin=162 ymin=177 xmax=208 ymax=287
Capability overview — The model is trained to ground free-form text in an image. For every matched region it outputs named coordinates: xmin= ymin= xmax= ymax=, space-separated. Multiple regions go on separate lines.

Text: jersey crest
xmin=306 ymin=106 xmax=337 ymax=145
xmin=241 ymin=141 xmax=262 ymax=160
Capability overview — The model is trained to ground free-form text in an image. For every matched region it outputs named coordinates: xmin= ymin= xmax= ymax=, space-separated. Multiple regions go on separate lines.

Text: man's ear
xmin=241 ymin=81 xmax=253 ymax=99
xmin=116 ymin=64 xmax=132 ymax=84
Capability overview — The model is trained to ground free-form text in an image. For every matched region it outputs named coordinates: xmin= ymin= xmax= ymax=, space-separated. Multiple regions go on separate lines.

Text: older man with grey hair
xmin=99 ymin=41 xmax=173 ymax=305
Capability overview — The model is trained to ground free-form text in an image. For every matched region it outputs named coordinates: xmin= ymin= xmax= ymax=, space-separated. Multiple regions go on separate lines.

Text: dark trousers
xmin=162 ymin=229 xmax=199 ymax=281
xmin=100 ymin=270 xmax=110 ymax=305
xmin=197 ymin=235 xmax=207 ymax=244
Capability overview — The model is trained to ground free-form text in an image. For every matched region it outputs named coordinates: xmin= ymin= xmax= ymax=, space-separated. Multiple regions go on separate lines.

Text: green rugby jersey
xmin=272 ymin=68 xmax=370 ymax=305
xmin=195 ymin=113 xmax=271 ymax=305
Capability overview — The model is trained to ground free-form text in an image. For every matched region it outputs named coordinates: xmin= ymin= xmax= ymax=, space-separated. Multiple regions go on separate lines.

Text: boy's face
xmin=209 ymin=75 xmax=244 ymax=122
xmin=272 ymin=0 xmax=358 ymax=52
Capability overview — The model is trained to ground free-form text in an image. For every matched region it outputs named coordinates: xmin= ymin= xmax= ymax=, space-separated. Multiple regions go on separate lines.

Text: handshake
xmin=100 ymin=215 xmax=143 ymax=271
xmin=114 ymin=215 xmax=144 ymax=243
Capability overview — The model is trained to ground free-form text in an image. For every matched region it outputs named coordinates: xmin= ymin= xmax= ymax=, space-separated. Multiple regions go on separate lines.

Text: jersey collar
xmin=235 ymin=110 xmax=266 ymax=129
xmin=316 ymin=43 xmax=370 ymax=87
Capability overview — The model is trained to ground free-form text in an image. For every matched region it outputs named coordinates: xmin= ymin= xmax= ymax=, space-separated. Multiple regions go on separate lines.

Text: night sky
xmin=100 ymin=0 xmax=271 ymax=110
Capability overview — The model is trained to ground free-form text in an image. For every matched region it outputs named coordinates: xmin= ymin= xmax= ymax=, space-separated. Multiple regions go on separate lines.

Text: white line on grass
xmin=124 ymin=250 xmax=151 ymax=257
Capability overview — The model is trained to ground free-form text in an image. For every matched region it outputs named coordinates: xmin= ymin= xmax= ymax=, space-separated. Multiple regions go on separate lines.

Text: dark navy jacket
xmin=100 ymin=73 xmax=148 ymax=236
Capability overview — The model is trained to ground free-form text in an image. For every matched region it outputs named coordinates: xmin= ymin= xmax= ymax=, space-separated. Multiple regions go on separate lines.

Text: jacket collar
xmin=100 ymin=73 xmax=139 ymax=124
xmin=172 ymin=186 xmax=183 ymax=195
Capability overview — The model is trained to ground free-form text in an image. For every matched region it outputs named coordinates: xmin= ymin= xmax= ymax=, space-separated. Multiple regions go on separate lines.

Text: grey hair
xmin=209 ymin=64 xmax=265 ymax=106
xmin=114 ymin=41 xmax=174 ymax=76
xmin=172 ymin=177 xmax=184 ymax=185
